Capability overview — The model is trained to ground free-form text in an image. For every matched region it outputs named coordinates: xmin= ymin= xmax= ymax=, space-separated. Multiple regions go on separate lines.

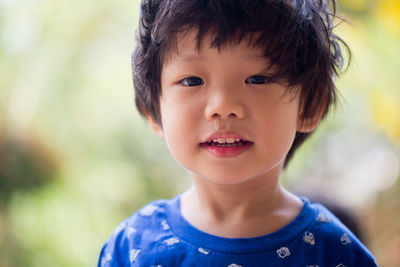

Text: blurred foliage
xmin=0 ymin=132 xmax=58 ymax=204
xmin=0 ymin=0 xmax=399 ymax=266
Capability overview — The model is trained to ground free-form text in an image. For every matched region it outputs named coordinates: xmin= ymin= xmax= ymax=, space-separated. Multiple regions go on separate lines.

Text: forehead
xmin=163 ymin=30 xmax=267 ymax=66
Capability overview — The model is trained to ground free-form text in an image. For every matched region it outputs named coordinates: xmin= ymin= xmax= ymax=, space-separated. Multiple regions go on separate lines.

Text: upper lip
xmin=202 ymin=131 xmax=252 ymax=143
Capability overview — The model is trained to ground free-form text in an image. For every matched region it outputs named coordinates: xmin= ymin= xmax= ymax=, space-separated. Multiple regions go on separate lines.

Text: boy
xmin=98 ymin=0 xmax=377 ymax=266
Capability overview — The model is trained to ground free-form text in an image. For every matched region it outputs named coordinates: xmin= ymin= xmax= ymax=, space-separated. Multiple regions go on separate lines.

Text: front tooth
xmin=217 ymin=138 xmax=225 ymax=144
xmin=226 ymin=138 xmax=235 ymax=143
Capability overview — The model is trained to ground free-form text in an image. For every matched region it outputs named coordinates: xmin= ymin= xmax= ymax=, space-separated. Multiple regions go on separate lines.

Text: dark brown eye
xmin=180 ymin=77 xmax=204 ymax=86
xmin=245 ymin=75 xmax=271 ymax=84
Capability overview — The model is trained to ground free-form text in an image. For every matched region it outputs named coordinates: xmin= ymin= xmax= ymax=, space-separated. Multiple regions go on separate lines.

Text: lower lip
xmin=200 ymin=142 xmax=253 ymax=158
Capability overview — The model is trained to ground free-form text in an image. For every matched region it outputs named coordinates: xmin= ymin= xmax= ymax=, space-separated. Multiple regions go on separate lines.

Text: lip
xmin=200 ymin=131 xmax=253 ymax=158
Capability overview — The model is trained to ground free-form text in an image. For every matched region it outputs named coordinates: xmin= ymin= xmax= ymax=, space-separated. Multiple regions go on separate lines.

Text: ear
xmin=297 ymin=114 xmax=321 ymax=133
xmin=146 ymin=113 xmax=164 ymax=138
xmin=297 ymin=101 xmax=326 ymax=133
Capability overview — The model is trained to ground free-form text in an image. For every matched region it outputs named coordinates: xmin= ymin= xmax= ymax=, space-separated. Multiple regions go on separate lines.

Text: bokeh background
xmin=0 ymin=0 xmax=399 ymax=266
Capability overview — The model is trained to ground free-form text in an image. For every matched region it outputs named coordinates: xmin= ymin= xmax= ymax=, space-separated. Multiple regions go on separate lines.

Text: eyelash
xmin=245 ymin=75 xmax=271 ymax=84
xmin=178 ymin=75 xmax=271 ymax=87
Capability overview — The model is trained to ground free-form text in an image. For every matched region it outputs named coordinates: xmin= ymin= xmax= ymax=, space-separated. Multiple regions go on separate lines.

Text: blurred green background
xmin=0 ymin=0 xmax=399 ymax=266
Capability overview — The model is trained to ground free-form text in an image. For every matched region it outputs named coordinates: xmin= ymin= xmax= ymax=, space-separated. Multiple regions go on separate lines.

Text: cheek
xmin=159 ymin=91 xmax=204 ymax=131
xmin=256 ymin=102 xmax=299 ymax=153
xmin=159 ymin=99 xmax=199 ymax=160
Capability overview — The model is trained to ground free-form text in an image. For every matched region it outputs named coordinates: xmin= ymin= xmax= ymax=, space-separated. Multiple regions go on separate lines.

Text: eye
xmin=245 ymin=75 xmax=271 ymax=84
xmin=179 ymin=76 xmax=204 ymax=86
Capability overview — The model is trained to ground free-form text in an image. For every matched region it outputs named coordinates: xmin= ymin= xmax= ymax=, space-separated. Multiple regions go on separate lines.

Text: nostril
xmin=210 ymin=111 xmax=238 ymax=120
xmin=228 ymin=112 xmax=238 ymax=118
xmin=204 ymin=98 xmax=245 ymax=120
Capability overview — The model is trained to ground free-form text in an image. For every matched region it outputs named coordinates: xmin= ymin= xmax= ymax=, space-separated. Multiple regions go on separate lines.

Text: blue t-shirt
xmin=98 ymin=195 xmax=377 ymax=266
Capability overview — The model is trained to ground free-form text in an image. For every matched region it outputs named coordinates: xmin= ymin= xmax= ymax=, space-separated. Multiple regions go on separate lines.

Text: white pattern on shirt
xmin=316 ymin=212 xmax=331 ymax=222
xmin=129 ymin=249 xmax=140 ymax=263
xmin=276 ymin=247 xmax=291 ymax=259
xmin=126 ymin=227 xmax=137 ymax=238
xmin=140 ymin=204 xmax=158 ymax=216
xmin=161 ymin=220 xmax=170 ymax=230
xmin=164 ymin=237 xmax=180 ymax=246
xmin=303 ymin=231 xmax=316 ymax=245
xmin=340 ymin=233 xmax=352 ymax=245
xmin=198 ymin=247 xmax=211 ymax=255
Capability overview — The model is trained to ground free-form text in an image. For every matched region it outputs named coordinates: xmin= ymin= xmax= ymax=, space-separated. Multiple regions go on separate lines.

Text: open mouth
xmin=202 ymin=138 xmax=252 ymax=147
xmin=199 ymin=134 xmax=253 ymax=157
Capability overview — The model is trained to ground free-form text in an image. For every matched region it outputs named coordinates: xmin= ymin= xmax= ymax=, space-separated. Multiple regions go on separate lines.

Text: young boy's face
xmin=149 ymin=31 xmax=313 ymax=185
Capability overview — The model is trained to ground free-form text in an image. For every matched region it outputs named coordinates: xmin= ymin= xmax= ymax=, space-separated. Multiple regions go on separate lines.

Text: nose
xmin=204 ymin=85 xmax=245 ymax=120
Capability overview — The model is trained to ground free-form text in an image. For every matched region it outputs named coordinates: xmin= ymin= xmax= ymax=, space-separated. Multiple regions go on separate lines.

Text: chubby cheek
xmin=159 ymin=100 xmax=201 ymax=166
xmin=256 ymin=103 xmax=299 ymax=162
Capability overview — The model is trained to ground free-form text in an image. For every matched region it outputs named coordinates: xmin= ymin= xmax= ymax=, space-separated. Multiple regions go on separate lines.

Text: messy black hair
xmin=132 ymin=0 xmax=350 ymax=166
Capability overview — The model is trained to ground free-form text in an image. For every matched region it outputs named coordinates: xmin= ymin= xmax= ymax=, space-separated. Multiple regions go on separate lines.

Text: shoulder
xmin=97 ymin=198 xmax=177 ymax=267
xmin=301 ymin=201 xmax=377 ymax=266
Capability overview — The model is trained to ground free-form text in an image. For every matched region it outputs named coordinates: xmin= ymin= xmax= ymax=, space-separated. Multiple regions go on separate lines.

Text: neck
xmin=189 ymin=176 xmax=282 ymax=218
xmin=180 ymin=168 xmax=302 ymax=237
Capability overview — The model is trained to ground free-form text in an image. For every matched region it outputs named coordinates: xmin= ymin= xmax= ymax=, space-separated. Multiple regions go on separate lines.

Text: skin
xmin=148 ymin=31 xmax=320 ymax=238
